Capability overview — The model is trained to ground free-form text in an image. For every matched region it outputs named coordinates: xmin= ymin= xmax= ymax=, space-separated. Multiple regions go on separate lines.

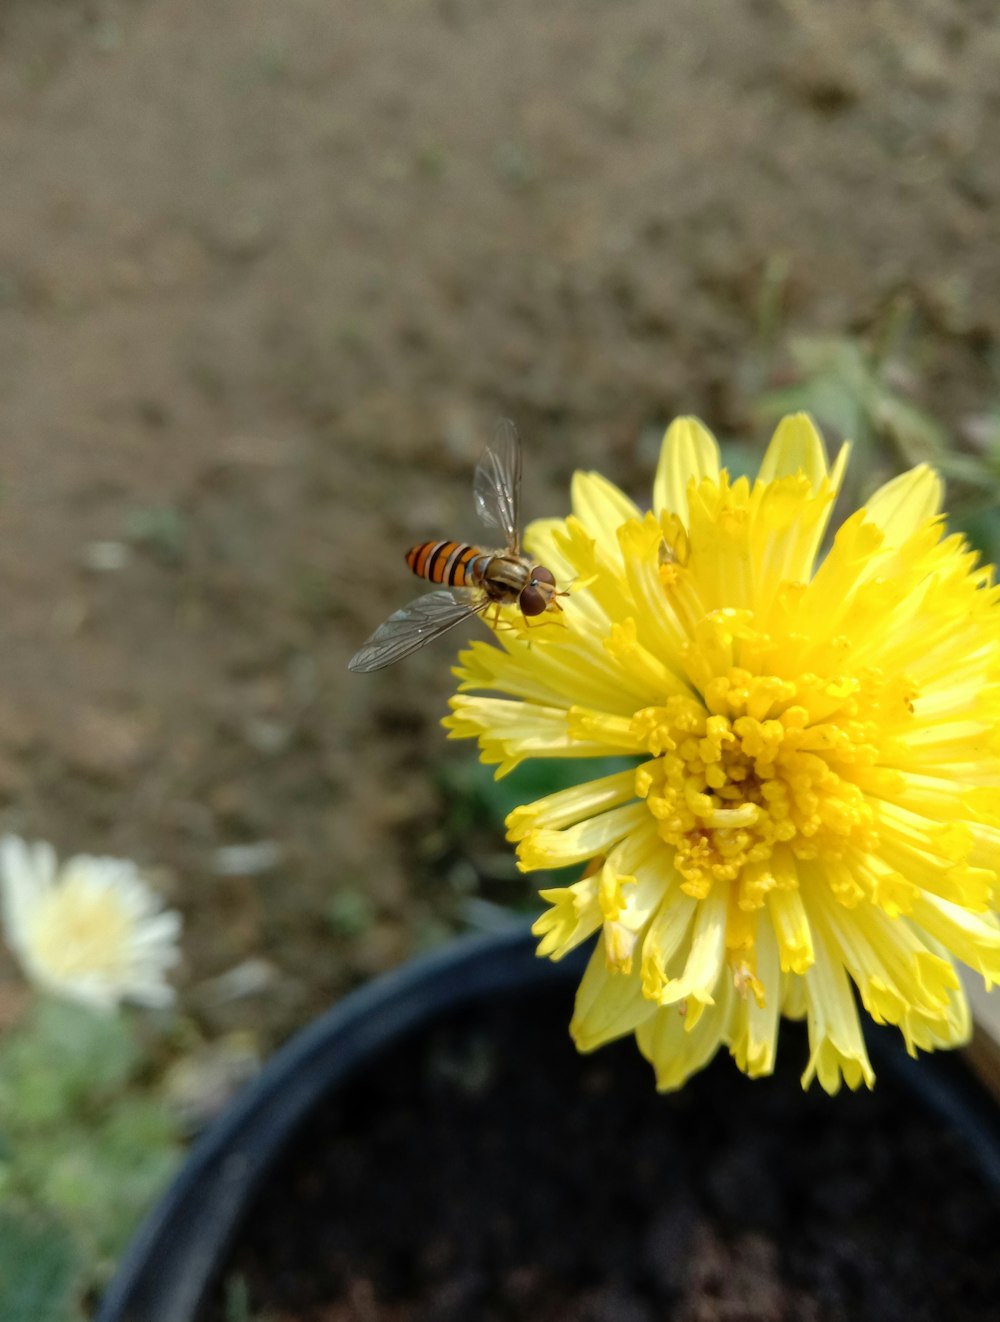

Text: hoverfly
xmin=348 ymin=420 xmax=562 ymax=673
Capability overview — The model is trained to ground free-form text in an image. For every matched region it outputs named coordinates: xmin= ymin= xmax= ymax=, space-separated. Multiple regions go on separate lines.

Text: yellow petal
xmin=730 ymin=908 xmax=782 ymax=1079
xmin=652 ymin=417 xmax=720 ymax=524
xmin=570 ymin=943 xmax=656 ymax=1050
xmin=910 ymin=892 xmax=1000 ymax=988
xmin=640 ymin=882 xmax=699 ymax=1001
xmin=444 ymin=696 xmax=631 ymax=776
xmin=533 ymin=873 xmax=603 ymax=960
xmin=863 ymin=464 xmax=943 ymax=545
xmin=767 ymin=881 xmax=814 ymax=975
xmin=656 ymin=880 xmax=729 ymax=1008
xmin=506 ymin=768 xmax=640 ymax=842
xmin=801 ymin=919 xmax=874 ymax=1094
xmin=571 ymin=472 xmax=641 ymax=559
xmin=516 ymin=802 xmax=649 ymax=872
xmin=522 ymin=517 xmax=577 ymax=583
xmin=757 ymin=413 xmax=829 ymax=490
xmin=635 ymin=975 xmax=737 ymax=1091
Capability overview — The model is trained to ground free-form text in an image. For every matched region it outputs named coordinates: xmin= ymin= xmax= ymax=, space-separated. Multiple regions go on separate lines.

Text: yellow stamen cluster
xmin=633 ymin=662 xmax=885 ymax=900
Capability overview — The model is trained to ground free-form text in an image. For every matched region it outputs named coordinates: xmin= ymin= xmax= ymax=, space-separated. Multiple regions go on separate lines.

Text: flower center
xmin=634 ymin=666 xmax=888 ymax=904
xmin=31 ymin=883 xmax=131 ymax=978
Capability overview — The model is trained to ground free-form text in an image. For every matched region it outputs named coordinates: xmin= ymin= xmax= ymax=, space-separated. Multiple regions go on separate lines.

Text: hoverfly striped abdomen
xmin=405 ymin=541 xmax=487 ymax=589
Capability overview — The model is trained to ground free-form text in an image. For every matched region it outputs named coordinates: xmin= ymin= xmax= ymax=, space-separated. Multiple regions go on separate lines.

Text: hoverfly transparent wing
xmin=473 ymin=417 xmax=522 ymax=552
xmin=348 ymin=589 xmax=488 ymax=673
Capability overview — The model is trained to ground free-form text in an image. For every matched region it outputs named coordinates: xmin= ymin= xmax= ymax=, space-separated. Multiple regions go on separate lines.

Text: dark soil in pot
xmin=200 ymin=983 xmax=1000 ymax=1322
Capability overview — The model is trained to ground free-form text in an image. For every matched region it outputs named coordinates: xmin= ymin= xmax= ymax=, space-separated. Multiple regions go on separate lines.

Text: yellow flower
xmin=445 ymin=414 xmax=1000 ymax=1094
xmin=0 ymin=836 xmax=182 ymax=1011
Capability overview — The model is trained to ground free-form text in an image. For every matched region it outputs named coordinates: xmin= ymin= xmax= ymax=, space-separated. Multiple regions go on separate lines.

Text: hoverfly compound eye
xmin=519 ymin=585 xmax=547 ymax=616
xmin=531 ymin=565 xmax=556 ymax=586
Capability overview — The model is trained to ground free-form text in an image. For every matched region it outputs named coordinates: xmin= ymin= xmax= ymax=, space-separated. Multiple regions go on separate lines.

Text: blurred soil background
xmin=0 ymin=0 xmax=999 ymax=1108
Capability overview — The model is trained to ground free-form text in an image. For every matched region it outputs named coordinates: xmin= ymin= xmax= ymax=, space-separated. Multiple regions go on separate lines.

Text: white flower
xmin=0 ymin=836 xmax=182 ymax=1011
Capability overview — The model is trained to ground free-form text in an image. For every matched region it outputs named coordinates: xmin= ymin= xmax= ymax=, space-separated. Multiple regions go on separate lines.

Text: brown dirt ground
xmin=0 ymin=0 xmax=998 ymax=1057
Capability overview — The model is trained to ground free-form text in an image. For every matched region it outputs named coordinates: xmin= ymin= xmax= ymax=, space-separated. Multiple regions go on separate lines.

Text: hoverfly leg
xmin=524 ymin=613 xmax=568 ymax=634
xmin=519 ymin=605 xmax=569 ymax=653
xmin=485 ymin=602 xmax=511 ymax=633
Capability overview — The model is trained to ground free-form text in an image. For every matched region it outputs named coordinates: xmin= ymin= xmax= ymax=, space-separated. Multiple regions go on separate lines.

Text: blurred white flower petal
xmin=0 ymin=836 xmax=182 ymax=1011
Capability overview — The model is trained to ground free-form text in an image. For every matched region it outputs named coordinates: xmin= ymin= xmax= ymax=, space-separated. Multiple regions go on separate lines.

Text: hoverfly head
xmin=519 ymin=564 xmax=559 ymax=617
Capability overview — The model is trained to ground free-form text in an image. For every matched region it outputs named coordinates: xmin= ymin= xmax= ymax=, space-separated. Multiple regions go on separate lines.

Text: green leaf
xmin=755 ymin=336 xmax=875 ymax=447
xmin=0 ymin=1208 xmax=82 ymax=1322
xmin=25 ymin=1098 xmax=181 ymax=1268
xmin=873 ymin=394 xmax=952 ymax=467
xmin=0 ymin=1001 xmax=137 ymax=1129
xmin=327 ymin=889 xmax=376 ymax=937
xmin=122 ymin=504 xmax=188 ymax=566
xmin=953 ymin=506 xmax=1000 ymax=566
xmin=717 ymin=440 xmax=763 ymax=484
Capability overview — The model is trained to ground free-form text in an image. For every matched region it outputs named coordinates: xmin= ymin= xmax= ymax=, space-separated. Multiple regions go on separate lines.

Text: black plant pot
xmin=98 ymin=923 xmax=1000 ymax=1322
